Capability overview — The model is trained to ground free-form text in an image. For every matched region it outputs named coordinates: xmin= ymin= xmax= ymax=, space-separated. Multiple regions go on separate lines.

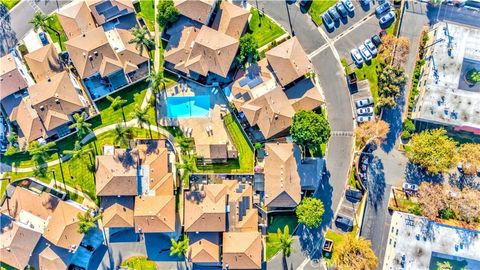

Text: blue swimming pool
xmin=167 ymin=95 xmax=210 ymax=118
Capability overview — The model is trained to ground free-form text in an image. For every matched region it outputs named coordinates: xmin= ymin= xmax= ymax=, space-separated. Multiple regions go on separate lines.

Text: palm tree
xmin=70 ymin=112 xmax=92 ymax=139
xmin=29 ymin=12 xmax=64 ymax=50
xmin=176 ymin=155 xmax=195 ymax=187
xmin=77 ymin=209 xmax=102 ymax=234
xmin=276 ymin=225 xmax=293 ymax=269
xmin=106 ymin=95 xmax=128 ymax=124
xmin=28 ymin=141 xmax=56 ymax=166
xmin=177 ymin=136 xmax=193 ymax=156
xmin=64 ymin=141 xmax=94 ymax=166
xmin=131 ymin=106 xmax=152 ymax=138
xmin=129 ymin=26 xmax=154 ymax=57
xmin=146 ymin=71 xmax=167 ymax=124
xmin=170 ymin=235 xmax=189 ymax=269
xmin=113 ymin=124 xmax=133 ymax=148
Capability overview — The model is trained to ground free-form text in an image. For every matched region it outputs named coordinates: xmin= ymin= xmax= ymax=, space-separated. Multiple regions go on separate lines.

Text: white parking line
xmin=27 ymin=0 xmax=42 ymax=13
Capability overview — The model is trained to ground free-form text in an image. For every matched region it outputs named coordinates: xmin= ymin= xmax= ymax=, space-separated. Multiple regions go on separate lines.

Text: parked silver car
xmin=355 ymin=97 xmax=374 ymax=108
xmin=357 ymin=106 xmax=374 ymax=115
xmin=357 ymin=115 xmax=373 ymax=123
xmin=359 ymin=44 xmax=372 ymax=61
xmin=351 ymin=48 xmax=364 ymax=66
xmin=364 ymin=39 xmax=378 ymax=56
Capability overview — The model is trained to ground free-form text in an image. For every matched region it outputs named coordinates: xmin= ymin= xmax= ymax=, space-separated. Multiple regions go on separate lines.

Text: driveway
xmin=0 ymin=0 xmax=73 ymax=56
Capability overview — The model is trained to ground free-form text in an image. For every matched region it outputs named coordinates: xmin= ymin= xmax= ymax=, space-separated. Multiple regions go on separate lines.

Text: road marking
xmin=27 ymin=0 xmax=42 ymax=13
xmin=331 ymin=131 xmax=354 ymax=137
xmin=332 ymin=12 xmax=376 ymax=43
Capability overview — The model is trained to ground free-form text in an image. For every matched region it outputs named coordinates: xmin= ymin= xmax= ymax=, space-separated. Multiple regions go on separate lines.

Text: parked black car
xmin=335 ymin=215 xmax=354 ymax=232
xmin=371 ymin=34 xmax=382 ymax=47
xmin=336 ymin=2 xmax=348 ymax=17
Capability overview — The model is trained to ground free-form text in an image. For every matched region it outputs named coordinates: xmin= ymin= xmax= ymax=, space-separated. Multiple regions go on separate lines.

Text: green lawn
xmin=46 ymin=14 xmax=68 ymax=51
xmin=135 ymin=0 xmax=155 ymax=31
xmin=308 ymin=0 xmax=337 ymax=26
xmin=266 ymin=233 xmax=281 ymax=261
xmin=268 ymin=214 xmax=298 ymax=233
xmin=247 ymin=8 xmax=286 ymax=47
xmin=0 ymin=0 xmax=20 ymax=10
xmin=354 ymin=57 xmax=383 ymax=103
xmin=4 ymin=128 xmax=160 ymax=200
xmin=121 ymin=256 xmax=157 ymax=270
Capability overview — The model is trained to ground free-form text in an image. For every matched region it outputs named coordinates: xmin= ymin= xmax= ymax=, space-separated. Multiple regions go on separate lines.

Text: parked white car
xmin=357 ymin=115 xmax=373 ymax=123
xmin=364 ymin=39 xmax=378 ymax=56
xmin=355 ymin=97 xmax=374 ymax=108
xmin=359 ymin=44 xmax=372 ymax=61
xmin=402 ymin=182 xmax=419 ymax=192
xmin=357 ymin=106 xmax=374 ymax=115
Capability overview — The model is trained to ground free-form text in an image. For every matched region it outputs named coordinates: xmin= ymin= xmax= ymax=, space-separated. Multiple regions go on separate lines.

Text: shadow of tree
xmin=367 ymin=157 xmax=386 ymax=211
xmin=448 ymin=172 xmax=480 ymax=190
xmin=0 ymin=4 xmax=18 ymax=57
xmin=380 ymin=86 xmax=406 ymax=153
xmin=405 ymin=162 xmax=444 ymax=185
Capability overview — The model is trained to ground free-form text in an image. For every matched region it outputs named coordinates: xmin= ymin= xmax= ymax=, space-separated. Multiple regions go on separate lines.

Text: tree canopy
xmin=458 ymin=143 xmax=480 ymax=175
xmin=333 ymin=233 xmax=378 ymax=270
xmin=355 ymin=120 xmax=390 ymax=150
xmin=238 ymin=34 xmax=259 ymax=65
xmin=378 ymin=65 xmax=407 ymax=108
xmin=276 ymin=225 xmax=293 ymax=258
xmin=157 ymin=0 xmax=179 ymax=27
xmin=407 ymin=129 xmax=458 ymax=174
xmin=77 ymin=209 xmax=101 ymax=234
xmin=291 ymin=110 xmax=331 ymax=156
xmin=296 ymin=197 xmax=325 ymax=228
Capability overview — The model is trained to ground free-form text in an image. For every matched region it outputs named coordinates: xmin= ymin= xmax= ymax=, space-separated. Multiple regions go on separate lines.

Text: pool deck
xmin=383 ymin=211 xmax=480 ymax=270
xmin=159 ymin=81 xmax=235 ymax=156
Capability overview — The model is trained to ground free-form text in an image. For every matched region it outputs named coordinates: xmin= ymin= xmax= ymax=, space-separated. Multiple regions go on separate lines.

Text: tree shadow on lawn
xmin=405 ymin=162 xmax=444 ymax=185
xmin=367 ymin=156 xmax=386 ymax=211
xmin=297 ymin=170 xmax=334 ymax=260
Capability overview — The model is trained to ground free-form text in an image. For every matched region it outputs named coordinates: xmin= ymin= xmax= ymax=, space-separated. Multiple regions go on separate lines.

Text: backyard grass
xmin=266 ymin=233 xmax=281 ymax=261
xmin=4 ymin=128 xmax=160 ymax=200
xmin=354 ymin=57 xmax=383 ymax=103
xmin=121 ymin=256 xmax=157 ymax=270
xmin=45 ymin=14 xmax=68 ymax=51
xmin=308 ymin=0 xmax=337 ymax=26
xmin=247 ymin=8 xmax=286 ymax=47
xmin=135 ymin=0 xmax=155 ymax=31
xmin=265 ymin=214 xmax=298 ymax=261
xmin=0 ymin=0 xmax=20 ymax=10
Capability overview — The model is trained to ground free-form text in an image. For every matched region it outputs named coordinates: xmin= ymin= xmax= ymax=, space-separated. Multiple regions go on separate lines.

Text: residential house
xmin=195 ymin=143 xmax=238 ymax=164
xmin=57 ymin=1 xmax=96 ymax=39
xmin=212 ymin=1 xmax=250 ymax=39
xmin=87 ymin=0 xmax=137 ymax=30
xmin=184 ymin=180 xmax=262 ymax=269
xmin=66 ymin=26 xmax=149 ymax=100
xmin=0 ymin=214 xmax=42 ymax=270
xmin=0 ymin=53 xmax=28 ymax=103
xmin=174 ymin=0 xmax=216 ymax=25
xmin=164 ymin=25 xmax=239 ymax=82
xmin=24 ymin=44 xmax=64 ymax=83
xmin=230 ymin=37 xmax=323 ymax=139
xmin=0 ymin=181 xmax=90 ymax=269
xmin=27 ymin=71 xmax=87 ymax=139
xmin=97 ymin=140 xmax=176 ymax=235
xmin=261 ymin=143 xmax=324 ymax=211
xmin=9 ymin=98 xmax=46 ymax=143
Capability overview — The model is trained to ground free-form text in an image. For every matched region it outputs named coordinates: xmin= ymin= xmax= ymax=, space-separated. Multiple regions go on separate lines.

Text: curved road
xmin=249 ymin=1 xmax=355 ymax=268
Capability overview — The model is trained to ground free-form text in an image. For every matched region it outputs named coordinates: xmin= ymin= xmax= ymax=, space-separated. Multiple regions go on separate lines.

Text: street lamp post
xmin=50 ymin=170 xmax=57 ymax=188
xmin=54 ymin=148 xmax=67 ymax=191
xmin=285 ymin=0 xmax=295 ymax=36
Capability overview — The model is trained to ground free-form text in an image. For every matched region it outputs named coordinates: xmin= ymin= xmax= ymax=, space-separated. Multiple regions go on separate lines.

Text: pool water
xmin=167 ymin=95 xmax=210 ymax=118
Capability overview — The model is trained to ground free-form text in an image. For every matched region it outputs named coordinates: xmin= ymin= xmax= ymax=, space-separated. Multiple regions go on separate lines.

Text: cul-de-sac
xmin=0 ymin=0 xmax=479 ymax=269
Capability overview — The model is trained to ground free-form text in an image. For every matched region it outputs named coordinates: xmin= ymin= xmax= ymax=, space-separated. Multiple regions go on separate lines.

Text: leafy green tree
xmin=176 ymin=155 xmax=195 ymax=184
xmin=107 ymin=95 xmax=128 ymax=124
xmin=275 ymin=225 xmax=293 ymax=267
xmin=177 ymin=136 xmax=194 ymax=156
xmin=7 ymin=132 xmax=17 ymax=144
xmin=113 ymin=124 xmax=133 ymax=148
xmin=170 ymin=235 xmax=189 ymax=269
xmin=458 ymin=143 xmax=480 ymax=175
xmin=157 ymin=0 xmax=179 ymax=27
xmin=333 ymin=234 xmax=378 ymax=270
xmin=129 ymin=26 xmax=154 ymax=56
xmin=407 ymin=129 xmax=458 ymax=174
xmin=4 ymin=145 xmax=18 ymax=156
xmin=291 ymin=110 xmax=331 ymax=157
xmin=77 ymin=209 xmax=101 ymax=234
xmin=437 ymin=261 xmax=453 ymax=270
xmin=468 ymin=70 xmax=480 ymax=83
xmin=378 ymin=65 xmax=407 ymax=108
xmin=131 ymin=106 xmax=152 ymax=138
xmin=296 ymin=197 xmax=325 ymax=228
xmin=29 ymin=12 xmax=63 ymax=50
xmin=238 ymin=34 xmax=259 ymax=66
xmin=28 ymin=141 xmax=56 ymax=166
xmin=70 ymin=112 xmax=92 ymax=139
xmin=147 ymin=71 xmax=167 ymax=124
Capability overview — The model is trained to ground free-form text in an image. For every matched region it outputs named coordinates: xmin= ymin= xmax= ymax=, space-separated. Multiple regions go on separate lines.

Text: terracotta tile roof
xmin=102 ymin=203 xmax=134 ymax=228
xmin=195 ymin=143 xmax=228 ymax=160
xmin=9 ymin=98 xmax=46 ymax=142
xmin=114 ymin=28 xmax=150 ymax=70
xmin=174 ymin=0 xmax=215 ymax=24
xmin=266 ymin=37 xmax=311 ymax=86
xmin=134 ymin=195 xmax=176 ymax=233
xmin=87 ymin=0 xmax=135 ymax=25
xmin=165 ymin=25 xmax=239 ymax=78
xmin=184 ymin=184 xmax=227 ymax=232
xmin=188 ymin=237 xmax=220 ymax=263
xmin=0 ymin=214 xmax=42 ymax=270
xmin=28 ymin=71 xmax=85 ymax=131
xmin=57 ymin=1 xmax=96 ymax=39
xmin=214 ymin=1 xmax=249 ymax=39
xmin=225 ymin=181 xmax=259 ymax=232
xmin=38 ymin=246 xmax=69 ymax=270
xmin=95 ymin=148 xmax=138 ymax=196
xmin=0 ymin=53 xmax=28 ymax=100
xmin=65 ymin=27 xmax=118 ymax=78
xmin=43 ymin=200 xmax=85 ymax=250
xmin=0 ymin=186 xmax=59 ymax=221
xmin=223 ymin=231 xmax=262 ymax=269
xmin=136 ymin=141 xmax=173 ymax=195
xmin=99 ymin=56 xmax=123 ymax=77
xmin=24 ymin=44 xmax=64 ymax=83
xmin=263 ymin=143 xmax=302 ymax=208
xmin=241 ymin=86 xmax=295 ymax=139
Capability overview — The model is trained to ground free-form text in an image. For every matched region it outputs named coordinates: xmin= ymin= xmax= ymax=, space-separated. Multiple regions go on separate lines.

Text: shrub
xmin=401 ymin=130 xmax=412 ymax=140
xmin=408 ymin=204 xmax=422 ymax=216
xmin=439 ymin=208 xmax=455 ymax=220
xmin=403 ymin=119 xmax=415 ymax=133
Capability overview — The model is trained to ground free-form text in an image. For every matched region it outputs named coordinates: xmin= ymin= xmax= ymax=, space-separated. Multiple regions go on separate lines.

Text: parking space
xmin=324 ymin=0 xmax=381 ymax=38
xmin=334 ymin=15 xmax=384 ymax=60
